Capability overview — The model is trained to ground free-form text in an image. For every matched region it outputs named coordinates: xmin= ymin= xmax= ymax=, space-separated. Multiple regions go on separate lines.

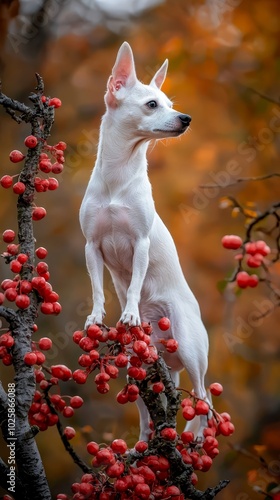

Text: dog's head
xmin=104 ymin=42 xmax=191 ymax=140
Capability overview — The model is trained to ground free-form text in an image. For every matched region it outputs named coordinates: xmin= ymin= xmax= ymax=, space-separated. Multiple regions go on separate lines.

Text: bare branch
xmin=200 ymin=173 xmax=280 ymax=190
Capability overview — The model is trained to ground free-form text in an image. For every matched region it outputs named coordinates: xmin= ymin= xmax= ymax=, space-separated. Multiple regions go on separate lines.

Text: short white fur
xmin=80 ymin=42 xmax=210 ymax=440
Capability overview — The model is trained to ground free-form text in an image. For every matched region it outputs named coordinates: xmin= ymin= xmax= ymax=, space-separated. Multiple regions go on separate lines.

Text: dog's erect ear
xmin=150 ymin=59 xmax=168 ymax=89
xmin=105 ymin=42 xmax=137 ymax=108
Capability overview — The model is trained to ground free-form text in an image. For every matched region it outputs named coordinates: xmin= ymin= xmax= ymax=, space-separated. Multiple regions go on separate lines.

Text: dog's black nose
xmin=179 ymin=114 xmax=192 ymax=127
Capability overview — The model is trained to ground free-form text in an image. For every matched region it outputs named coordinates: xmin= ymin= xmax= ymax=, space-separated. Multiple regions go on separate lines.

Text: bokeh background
xmin=0 ymin=0 xmax=279 ymax=498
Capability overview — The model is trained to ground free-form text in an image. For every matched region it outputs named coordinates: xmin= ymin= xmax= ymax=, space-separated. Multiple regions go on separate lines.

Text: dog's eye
xmin=147 ymin=100 xmax=158 ymax=109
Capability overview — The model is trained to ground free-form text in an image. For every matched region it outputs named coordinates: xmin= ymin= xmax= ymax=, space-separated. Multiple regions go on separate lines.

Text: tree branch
xmin=200 ymin=173 xmax=280 ymax=190
xmin=0 ymin=75 xmax=54 ymax=500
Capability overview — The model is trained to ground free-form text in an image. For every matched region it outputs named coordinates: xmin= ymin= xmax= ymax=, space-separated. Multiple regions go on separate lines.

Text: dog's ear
xmin=105 ymin=42 xmax=137 ymax=108
xmin=150 ymin=59 xmax=168 ymax=89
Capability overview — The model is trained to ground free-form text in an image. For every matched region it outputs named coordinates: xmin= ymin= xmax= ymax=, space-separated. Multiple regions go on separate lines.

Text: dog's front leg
xmin=120 ymin=237 xmax=150 ymax=326
xmin=84 ymin=240 xmax=105 ymax=328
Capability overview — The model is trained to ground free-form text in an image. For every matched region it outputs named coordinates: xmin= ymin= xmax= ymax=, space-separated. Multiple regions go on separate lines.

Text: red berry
xmin=221 ymin=234 xmax=242 ymax=250
xmin=158 ymin=317 xmax=171 ymax=331
xmin=195 ymin=400 xmax=210 ymax=415
xmin=96 ymin=382 xmax=110 ymax=394
xmin=248 ymin=274 xmax=259 ymax=288
xmin=104 ymin=364 xmax=119 ymax=378
xmin=134 ymin=483 xmax=150 ymax=499
xmin=135 ymin=440 xmax=148 ymax=453
xmin=164 ymin=486 xmax=181 ymax=499
xmin=10 ymin=259 xmax=22 ymax=273
xmin=0 ymin=175 xmax=13 ymax=188
xmin=111 ymin=439 xmax=128 ymax=454
xmin=160 ymin=427 xmax=177 ymax=441
xmin=165 ymin=339 xmax=178 ymax=353
xmin=63 ymin=426 xmax=76 ymax=440
xmin=51 ymin=364 xmax=72 ymax=381
xmin=73 ymin=330 xmax=84 ymax=344
xmin=5 ymin=288 xmax=18 ymax=301
xmin=3 ymin=229 xmax=16 ymax=243
xmin=79 ymin=483 xmax=94 ymax=495
xmin=6 ymin=244 xmax=18 ymax=255
xmin=0 ymin=292 xmax=5 ymax=304
xmin=133 ymin=340 xmax=148 ymax=355
xmin=24 ymin=135 xmax=38 ymax=148
xmin=24 ymin=352 xmax=37 ymax=365
xmin=152 ymin=381 xmax=165 ymax=393
xmin=20 ymin=280 xmax=32 ymax=294
xmin=51 ymin=162 xmax=63 ymax=174
xmin=49 ymin=97 xmax=62 ymax=108
xmin=63 ymin=406 xmax=74 ymax=418
xmin=236 ymin=271 xmax=250 ymax=288
xmin=114 ymin=353 xmax=128 ymax=367
xmin=87 ymin=441 xmax=99 ymax=455
xmin=94 ymin=448 xmax=115 ymax=466
xmin=2 ymin=280 xmax=17 ymax=291
xmin=39 ymin=159 xmax=52 ymax=173
xmin=247 ymin=254 xmax=263 ymax=268
xmin=32 ymin=207 xmax=46 ymax=221
xmin=182 ymin=406 xmax=196 ymax=420
xmin=73 ymin=369 xmax=88 ymax=384
xmin=106 ymin=460 xmax=125 ymax=478
xmin=38 ymin=337 xmax=52 ymax=350
xmin=34 ymin=351 xmax=46 ymax=365
xmin=116 ymin=389 xmax=129 ymax=404
xmin=41 ymin=302 xmax=54 ymax=315
xmin=13 ymin=181 xmax=26 ymax=194
xmin=87 ymin=324 xmax=103 ymax=340
xmin=48 ymin=177 xmax=59 ymax=190
xmin=95 ymin=372 xmax=110 ymax=385
xmin=55 ymin=141 xmax=67 ymax=151
xmin=70 ymin=396 xmax=83 ymax=408
xmin=36 ymin=261 xmax=49 ymax=275
xmin=79 ymin=336 xmax=96 ymax=352
xmin=255 ymin=240 xmax=271 ymax=256
xmin=181 ymin=431 xmax=194 ymax=444
xmin=218 ymin=421 xmax=235 ymax=436
xmin=9 ymin=150 xmax=25 ymax=162
xmin=200 ymin=455 xmax=213 ymax=471
xmin=78 ymin=354 xmax=91 ymax=367
xmin=15 ymin=294 xmax=30 ymax=309
xmin=52 ymin=302 xmax=62 ymax=315
xmin=209 ymin=382 xmax=223 ymax=396
xmin=17 ymin=253 xmax=28 ymax=264
xmin=35 ymin=247 xmax=48 ymax=259
xmin=0 ymin=334 xmax=14 ymax=348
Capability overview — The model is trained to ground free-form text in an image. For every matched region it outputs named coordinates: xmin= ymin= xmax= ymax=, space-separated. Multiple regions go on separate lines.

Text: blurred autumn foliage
xmin=0 ymin=0 xmax=279 ymax=498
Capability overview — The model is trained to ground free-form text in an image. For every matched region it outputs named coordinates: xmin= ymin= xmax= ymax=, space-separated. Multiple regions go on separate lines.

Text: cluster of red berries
xmin=56 ymin=385 xmax=234 ymax=500
xmin=71 ymin=319 xmax=176 ymax=397
xmin=0 ymin=331 xmax=14 ymax=366
xmin=28 ymin=386 xmax=83 ymax=432
xmin=1 ymin=136 xmax=65 ymax=192
xmin=0 ymin=227 xmax=61 ymax=315
xmin=221 ymin=234 xmax=271 ymax=289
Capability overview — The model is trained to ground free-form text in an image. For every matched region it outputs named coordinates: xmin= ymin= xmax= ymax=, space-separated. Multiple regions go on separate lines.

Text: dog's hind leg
xmin=136 ymin=396 xmax=151 ymax=442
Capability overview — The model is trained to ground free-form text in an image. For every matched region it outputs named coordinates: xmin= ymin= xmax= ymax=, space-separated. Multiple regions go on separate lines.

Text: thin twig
xmin=200 ymin=173 xmax=280 ymax=190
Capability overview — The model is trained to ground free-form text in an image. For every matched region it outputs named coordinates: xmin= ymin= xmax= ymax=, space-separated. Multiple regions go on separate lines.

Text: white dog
xmin=80 ymin=42 xmax=209 ymax=440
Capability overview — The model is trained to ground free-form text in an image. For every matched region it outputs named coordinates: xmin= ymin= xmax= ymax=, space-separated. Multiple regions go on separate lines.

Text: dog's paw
xmin=85 ymin=311 xmax=105 ymax=329
xmin=120 ymin=311 xmax=141 ymax=326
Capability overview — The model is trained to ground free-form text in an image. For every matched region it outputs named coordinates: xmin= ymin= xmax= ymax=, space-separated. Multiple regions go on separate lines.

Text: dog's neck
xmin=95 ymin=112 xmax=150 ymax=188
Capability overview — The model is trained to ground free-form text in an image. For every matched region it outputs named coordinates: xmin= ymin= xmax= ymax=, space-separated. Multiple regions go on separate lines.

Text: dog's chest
xmin=94 ymin=202 xmax=132 ymax=236
xmin=93 ymin=201 xmax=136 ymax=267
